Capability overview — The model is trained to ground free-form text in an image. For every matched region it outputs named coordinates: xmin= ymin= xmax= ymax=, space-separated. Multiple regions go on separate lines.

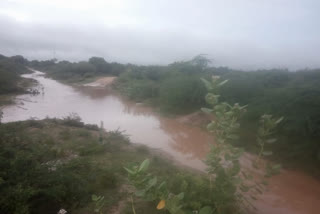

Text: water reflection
xmin=74 ymin=86 xmax=114 ymax=99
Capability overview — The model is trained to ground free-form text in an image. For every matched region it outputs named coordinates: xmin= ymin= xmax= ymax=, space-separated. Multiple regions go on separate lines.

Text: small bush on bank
xmin=125 ymin=79 xmax=158 ymax=101
xmin=159 ymin=75 xmax=206 ymax=113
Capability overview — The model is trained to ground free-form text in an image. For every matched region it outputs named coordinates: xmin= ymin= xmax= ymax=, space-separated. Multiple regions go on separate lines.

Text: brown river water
xmin=2 ymin=71 xmax=320 ymax=214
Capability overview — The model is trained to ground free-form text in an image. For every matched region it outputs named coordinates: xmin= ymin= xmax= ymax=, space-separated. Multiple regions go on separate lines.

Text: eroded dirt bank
xmin=83 ymin=76 xmax=116 ymax=87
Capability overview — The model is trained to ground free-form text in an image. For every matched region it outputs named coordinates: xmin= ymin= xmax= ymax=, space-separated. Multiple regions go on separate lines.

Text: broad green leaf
xmin=147 ymin=177 xmax=157 ymax=188
xmin=138 ymin=159 xmax=150 ymax=172
xmin=124 ymin=167 xmax=135 ymax=175
xmin=228 ymin=134 xmax=239 ymax=140
xmin=201 ymin=107 xmax=213 ymax=114
xmin=232 ymin=177 xmax=242 ymax=185
xmin=135 ymin=190 xmax=146 ymax=197
xmin=225 ymin=111 xmax=233 ymax=116
xmin=205 ymin=94 xmax=220 ymax=105
xmin=224 ymin=153 xmax=231 ymax=161
xmin=272 ymin=164 xmax=282 ymax=171
xmin=266 ymin=138 xmax=277 ymax=143
xmin=158 ymin=181 xmax=166 ymax=190
xmin=262 ymin=151 xmax=273 ymax=156
xmin=177 ymin=192 xmax=184 ymax=200
xmin=199 ymin=206 xmax=213 ymax=214
xmin=217 ymin=79 xmax=229 ymax=87
xmin=275 ymin=117 xmax=284 ymax=124
xmin=206 ymin=122 xmax=215 ymax=131
xmin=201 ymin=78 xmax=213 ymax=91
xmin=92 ymin=194 xmax=98 ymax=201
xmin=239 ymin=104 xmax=248 ymax=110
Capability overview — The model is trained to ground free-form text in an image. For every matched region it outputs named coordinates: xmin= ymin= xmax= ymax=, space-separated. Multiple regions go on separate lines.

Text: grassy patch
xmin=0 ymin=118 xmax=216 ymax=214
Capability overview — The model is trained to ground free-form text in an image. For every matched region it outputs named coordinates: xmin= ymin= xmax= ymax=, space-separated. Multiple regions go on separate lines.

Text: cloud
xmin=0 ymin=0 xmax=319 ymax=70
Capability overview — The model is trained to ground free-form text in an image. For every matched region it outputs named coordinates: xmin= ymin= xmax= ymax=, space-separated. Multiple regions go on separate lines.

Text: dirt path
xmin=83 ymin=77 xmax=116 ymax=87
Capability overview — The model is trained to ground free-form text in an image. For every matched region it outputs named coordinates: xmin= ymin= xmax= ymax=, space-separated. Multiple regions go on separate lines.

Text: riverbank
xmin=82 ymin=76 xmax=117 ymax=87
xmin=3 ymin=69 xmax=320 ymax=214
xmin=85 ymin=74 xmax=320 ymax=214
xmin=27 ymin=56 xmax=320 ymax=176
xmin=113 ymin=70 xmax=320 ymax=178
xmin=0 ymin=117 xmax=224 ymax=214
xmin=0 ymin=76 xmax=38 ymax=106
xmin=68 ymin=74 xmax=320 ymax=214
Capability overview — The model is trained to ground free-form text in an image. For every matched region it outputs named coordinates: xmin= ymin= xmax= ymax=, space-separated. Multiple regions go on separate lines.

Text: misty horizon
xmin=0 ymin=0 xmax=319 ymax=70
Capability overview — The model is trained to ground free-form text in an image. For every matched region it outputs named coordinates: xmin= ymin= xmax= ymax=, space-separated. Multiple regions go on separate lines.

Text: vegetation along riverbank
xmin=29 ymin=54 xmax=320 ymax=176
xmin=0 ymin=116 xmax=240 ymax=214
xmin=1 ymin=53 xmax=320 ymax=214
xmin=0 ymin=54 xmax=38 ymax=106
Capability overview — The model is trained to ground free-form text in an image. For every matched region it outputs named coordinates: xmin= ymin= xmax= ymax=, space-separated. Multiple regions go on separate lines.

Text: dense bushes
xmin=0 ymin=119 xmax=126 ymax=214
xmin=30 ymin=56 xmax=127 ymax=82
xmin=215 ymin=70 xmax=320 ymax=169
xmin=114 ymin=60 xmax=208 ymax=113
xmin=1 ymin=118 xmax=239 ymax=214
xmin=35 ymin=61 xmax=97 ymax=83
xmin=125 ymin=159 xmax=238 ymax=214
xmin=115 ymin=60 xmax=320 ymax=172
xmin=159 ymin=75 xmax=206 ymax=112
xmin=124 ymin=79 xmax=157 ymax=101
xmin=0 ymin=68 xmax=19 ymax=94
xmin=0 ymin=54 xmax=29 ymax=94
xmin=115 ymin=72 xmax=207 ymax=112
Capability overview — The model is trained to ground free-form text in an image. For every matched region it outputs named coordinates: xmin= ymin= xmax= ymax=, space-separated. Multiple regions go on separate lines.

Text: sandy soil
xmin=176 ymin=111 xmax=213 ymax=127
xmin=83 ymin=77 xmax=116 ymax=87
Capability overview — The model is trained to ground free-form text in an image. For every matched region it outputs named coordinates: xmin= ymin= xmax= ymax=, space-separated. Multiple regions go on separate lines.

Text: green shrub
xmin=61 ymin=113 xmax=84 ymax=127
xmin=0 ymin=120 xmax=120 ymax=214
xmin=124 ymin=79 xmax=158 ymax=101
xmin=159 ymin=75 xmax=206 ymax=113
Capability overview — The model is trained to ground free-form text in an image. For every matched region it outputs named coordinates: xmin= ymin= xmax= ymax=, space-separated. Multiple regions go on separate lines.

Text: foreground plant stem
xmin=131 ymin=196 xmax=136 ymax=214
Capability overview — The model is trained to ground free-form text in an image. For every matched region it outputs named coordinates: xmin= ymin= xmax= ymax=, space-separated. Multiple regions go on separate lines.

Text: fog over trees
xmin=0 ymin=0 xmax=319 ymax=70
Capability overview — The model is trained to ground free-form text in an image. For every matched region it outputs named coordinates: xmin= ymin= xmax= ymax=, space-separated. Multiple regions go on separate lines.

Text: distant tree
xmin=29 ymin=60 xmax=40 ymax=67
xmin=73 ymin=61 xmax=96 ymax=75
xmin=10 ymin=55 xmax=27 ymax=65
xmin=89 ymin=57 xmax=107 ymax=65
xmin=191 ymin=54 xmax=212 ymax=70
xmin=89 ymin=57 xmax=111 ymax=74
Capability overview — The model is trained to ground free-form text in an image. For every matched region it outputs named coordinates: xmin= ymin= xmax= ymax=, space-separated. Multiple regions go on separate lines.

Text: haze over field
xmin=0 ymin=0 xmax=319 ymax=69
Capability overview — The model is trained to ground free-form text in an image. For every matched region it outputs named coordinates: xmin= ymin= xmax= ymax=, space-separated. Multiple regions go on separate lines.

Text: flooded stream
xmin=2 ymin=71 xmax=320 ymax=214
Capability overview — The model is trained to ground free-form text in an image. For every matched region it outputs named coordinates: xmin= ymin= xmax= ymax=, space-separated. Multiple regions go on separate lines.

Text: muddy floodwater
xmin=2 ymin=71 xmax=320 ymax=214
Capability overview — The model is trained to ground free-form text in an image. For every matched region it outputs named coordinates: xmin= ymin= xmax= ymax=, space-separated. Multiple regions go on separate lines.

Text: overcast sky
xmin=0 ymin=0 xmax=319 ymax=70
